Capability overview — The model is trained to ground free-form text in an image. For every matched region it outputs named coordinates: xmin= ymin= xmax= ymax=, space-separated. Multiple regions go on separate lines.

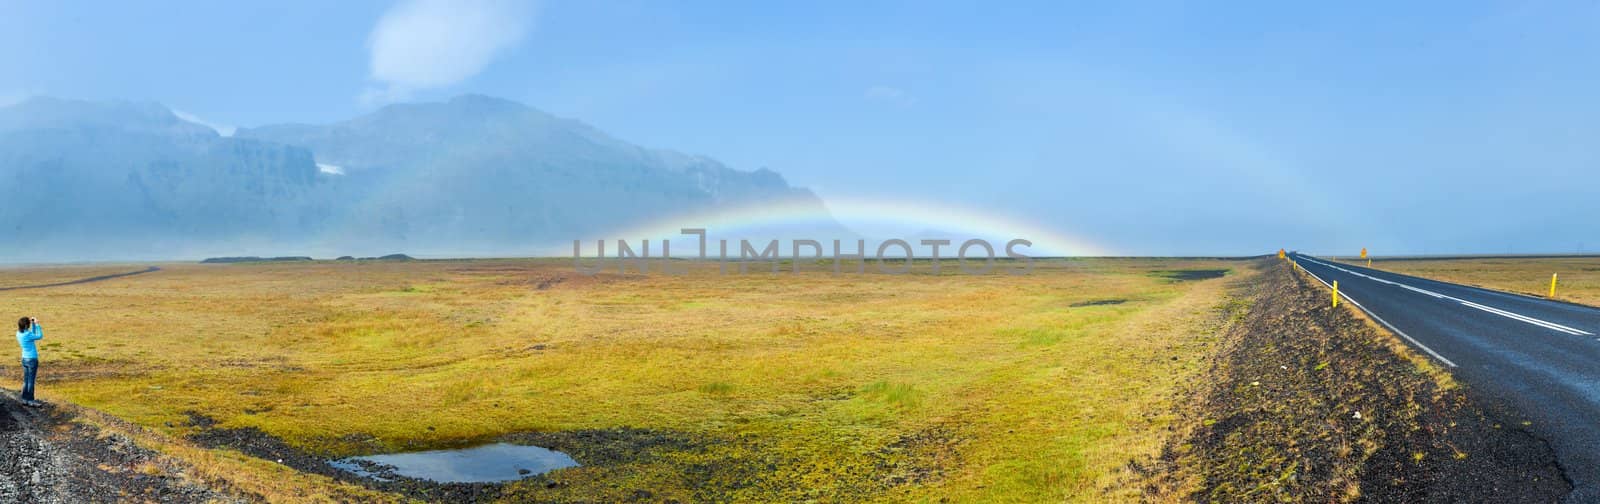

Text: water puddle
xmin=329 ymin=443 xmax=579 ymax=483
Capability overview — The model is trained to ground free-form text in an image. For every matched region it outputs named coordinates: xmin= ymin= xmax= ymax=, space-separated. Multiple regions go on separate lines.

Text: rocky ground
xmin=0 ymin=393 xmax=238 ymax=503
xmin=183 ymin=412 xmax=512 ymax=502
xmin=1141 ymin=258 xmax=1570 ymax=502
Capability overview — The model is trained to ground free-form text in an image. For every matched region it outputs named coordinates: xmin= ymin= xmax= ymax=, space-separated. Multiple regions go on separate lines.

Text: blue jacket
xmin=16 ymin=323 xmax=42 ymax=360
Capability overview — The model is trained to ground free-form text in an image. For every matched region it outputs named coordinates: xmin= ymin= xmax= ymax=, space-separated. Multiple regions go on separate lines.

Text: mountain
xmin=0 ymin=97 xmax=331 ymax=261
xmin=236 ymin=95 xmax=829 ymax=253
xmin=0 ymin=95 xmax=837 ymax=261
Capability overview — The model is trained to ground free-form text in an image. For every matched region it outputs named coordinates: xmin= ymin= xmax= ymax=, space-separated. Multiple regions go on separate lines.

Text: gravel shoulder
xmin=1142 ymin=258 xmax=1570 ymax=502
xmin=0 ymin=392 xmax=240 ymax=503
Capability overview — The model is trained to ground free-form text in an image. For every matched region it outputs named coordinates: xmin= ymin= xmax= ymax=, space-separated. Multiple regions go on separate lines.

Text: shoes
xmin=21 ymin=399 xmax=44 ymax=408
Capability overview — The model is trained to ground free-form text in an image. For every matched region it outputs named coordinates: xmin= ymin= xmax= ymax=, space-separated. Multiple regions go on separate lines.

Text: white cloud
xmin=865 ymin=85 xmax=915 ymax=106
xmin=171 ymin=109 xmax=237 ymax=136
xmin=363 ymin=0 xmax=535 ymax=104
xmin=316 ymin=163 xmax=346 ymax=175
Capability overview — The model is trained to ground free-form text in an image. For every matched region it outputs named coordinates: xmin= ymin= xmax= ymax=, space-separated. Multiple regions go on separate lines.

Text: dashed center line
xmin=1299 ymin=256 xmax=1593 ymax=336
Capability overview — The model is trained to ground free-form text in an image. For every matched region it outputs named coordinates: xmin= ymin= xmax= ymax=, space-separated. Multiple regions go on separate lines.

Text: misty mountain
xmin=0 ymin=95 xmax=836 ymax=261
xmin=237 ymin=95 xmax=828 ymax=252
xmin=0 ymin=97 xmax=331 ymax=260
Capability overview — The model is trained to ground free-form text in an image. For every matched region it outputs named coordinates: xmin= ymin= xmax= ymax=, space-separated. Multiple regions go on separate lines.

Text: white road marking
xmin=1298 ymin=256 xmax=1593 ymax=336
xmin=1294 ymin=258 xmax=1459 ymax=367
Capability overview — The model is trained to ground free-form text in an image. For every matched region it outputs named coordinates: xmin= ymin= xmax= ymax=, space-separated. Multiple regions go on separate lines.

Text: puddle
xmin=329 ymin=443 xmax=579 ymax=483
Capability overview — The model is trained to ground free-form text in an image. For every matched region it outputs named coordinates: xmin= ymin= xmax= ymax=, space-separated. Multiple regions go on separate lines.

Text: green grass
xmin=0 ymin=257 xmax=1245 ymax=502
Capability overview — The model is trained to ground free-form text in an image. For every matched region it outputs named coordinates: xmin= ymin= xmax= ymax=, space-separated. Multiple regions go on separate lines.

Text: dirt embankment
xmin=1145 ymin=259 xmax=1569 ymax=502
xmin=0 ymin=394 xmax=239 ymax=503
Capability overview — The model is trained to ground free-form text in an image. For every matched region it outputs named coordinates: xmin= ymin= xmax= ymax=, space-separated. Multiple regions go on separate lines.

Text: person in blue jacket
xmin=16 ymin=316 xmax=42 ymax=407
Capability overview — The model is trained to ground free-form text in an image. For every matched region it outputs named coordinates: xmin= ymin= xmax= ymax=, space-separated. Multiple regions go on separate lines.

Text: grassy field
xmin=1347 ymin=256 xmax=1600 ymax=307
xmin=0 ymin=257 xmax=1246 ymax=502
xmin=0 ymin=263 xmax=155 ymax=289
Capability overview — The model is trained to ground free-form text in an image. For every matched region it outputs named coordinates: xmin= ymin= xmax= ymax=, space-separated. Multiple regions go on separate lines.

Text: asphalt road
xmin=1290 ymin=253 xmax=1600 ymax=501
xmin=0 ymin=266 xmax=161 ymax=292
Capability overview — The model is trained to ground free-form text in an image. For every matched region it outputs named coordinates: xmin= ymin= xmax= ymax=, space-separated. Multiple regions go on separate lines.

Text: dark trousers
xmin=20 ymin=358 xmax=37 ymax=401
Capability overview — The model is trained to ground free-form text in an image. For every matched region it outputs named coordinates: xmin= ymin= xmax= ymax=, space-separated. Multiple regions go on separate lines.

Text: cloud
xmin=865 ymin=85 xmax=915 ymax=106
xmin=171 ymin=109 xmax=237 ymax=136
xmin=363 ymin=0 xmax=535 ymax=104
xmin=316 ymin=163 xmax=346 ymax=175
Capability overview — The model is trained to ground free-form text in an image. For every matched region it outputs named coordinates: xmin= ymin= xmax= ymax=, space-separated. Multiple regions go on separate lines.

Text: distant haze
xmin=0 ymin=96 xmax=836 ymax=262
xmin=3 ymin=2 xmax=1600 ymax=256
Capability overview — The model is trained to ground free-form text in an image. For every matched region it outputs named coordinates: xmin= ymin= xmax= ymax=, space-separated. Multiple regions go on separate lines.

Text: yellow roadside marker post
xmin=1367 ymin=259 xmax=1372 ymax=268
xmin=1551 ymin=273 xmax=1559 ymax=298
xmin=1333 ymin=281 xmax=1340 ymax=308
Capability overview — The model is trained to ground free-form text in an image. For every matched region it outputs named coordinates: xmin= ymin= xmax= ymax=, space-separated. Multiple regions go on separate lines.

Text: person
xmin=16 ymin=316 xmax=42 ymax=407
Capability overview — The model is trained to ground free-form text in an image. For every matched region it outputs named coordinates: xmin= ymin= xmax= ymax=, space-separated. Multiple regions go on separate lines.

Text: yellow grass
xmin=0 ymin=263 xmax=151 ymax=289
xmin=1352 ymin=256 xmax=1600 ymax=307
xmin=0 ymin=257 xmax=1245 ymax=501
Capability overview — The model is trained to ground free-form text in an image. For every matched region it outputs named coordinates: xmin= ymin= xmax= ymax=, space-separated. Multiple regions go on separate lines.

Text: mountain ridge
xmin=0 ymin=95 xmax=840 ymax=261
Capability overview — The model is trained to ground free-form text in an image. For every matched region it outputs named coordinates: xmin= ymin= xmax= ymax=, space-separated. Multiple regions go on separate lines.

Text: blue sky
xmin=4 ymin=1 xmax=1598 ymax=255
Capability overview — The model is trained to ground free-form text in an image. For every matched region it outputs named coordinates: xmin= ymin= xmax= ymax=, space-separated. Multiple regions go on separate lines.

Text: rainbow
xmin=573 ymin=196 xmax=1112 ymax=257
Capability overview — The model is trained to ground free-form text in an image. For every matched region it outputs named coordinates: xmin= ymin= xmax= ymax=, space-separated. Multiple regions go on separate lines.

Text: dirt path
xmin=0 ymin=394 xmax=238 ymax=503
xmin=0 ymin=267 xmax=162 ymax=292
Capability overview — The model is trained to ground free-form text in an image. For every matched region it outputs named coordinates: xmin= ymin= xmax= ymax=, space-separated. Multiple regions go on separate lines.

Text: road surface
xmin=0 ymin=266 xmax=161 ymax=292
xmin=1291 ymin=253 xmax=1600 ymax=501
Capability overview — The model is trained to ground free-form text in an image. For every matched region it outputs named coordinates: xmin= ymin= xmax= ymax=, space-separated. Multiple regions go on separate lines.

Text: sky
xmin=3 ymin=0 xmax=1598 ymax=256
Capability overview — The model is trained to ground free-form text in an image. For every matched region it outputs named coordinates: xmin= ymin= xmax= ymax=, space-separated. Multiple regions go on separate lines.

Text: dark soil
xmin=0 ymin=394 xmax=239 ymax=503
xmin=186 ymin=412 xmax=521 ymax=502
xmin=1151 ymin=269 xmax=1230 ymax=282
xmin=1070 ymin=298 xmax=1128 ymax=307
xmin=184 ymin=411 xmax=957 ymax=503
xmin=1143 ymin=259 xmax=1570 ymax=502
